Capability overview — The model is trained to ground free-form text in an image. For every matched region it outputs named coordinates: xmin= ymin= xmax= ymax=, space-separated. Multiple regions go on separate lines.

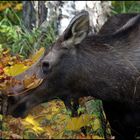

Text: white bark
xmin=43 ymin=1 xmax=112 ymax=35
xmin=29 ymin=1 xmax=112 ymax=35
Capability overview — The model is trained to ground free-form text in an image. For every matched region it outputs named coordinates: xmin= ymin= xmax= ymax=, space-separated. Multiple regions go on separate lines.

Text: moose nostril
xmin=42 ymin=61 xmax=50 ymax=74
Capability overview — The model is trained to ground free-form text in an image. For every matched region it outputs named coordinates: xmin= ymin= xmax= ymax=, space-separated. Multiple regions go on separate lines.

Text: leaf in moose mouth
xmin=23 ymin=74 xmax=43 ymax=90
xmin=5 ymin=76 xmax=44 ymax=96
xmin=26 ymin=79 xmax=43 ymax=90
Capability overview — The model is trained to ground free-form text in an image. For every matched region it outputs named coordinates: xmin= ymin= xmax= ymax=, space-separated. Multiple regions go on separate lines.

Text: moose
xmin=1 ymin=11 xmax=140 ymax=139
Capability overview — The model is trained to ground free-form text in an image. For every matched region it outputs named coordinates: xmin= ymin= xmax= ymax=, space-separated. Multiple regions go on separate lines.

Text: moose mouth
xmin=0 ymin=93 xmax=29 ymax=118
xmin=0 ymin=81 xmax=49 ymax=118
xmin=8 ymin=101 xmax=29 ymax=118
xmin=0 ymin=79 xmax=44 ymax=118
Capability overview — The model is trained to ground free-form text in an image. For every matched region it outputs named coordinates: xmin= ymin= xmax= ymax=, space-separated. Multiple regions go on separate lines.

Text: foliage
xmin=0 ymin=1 xmax=22 ymax=25
xmin=0 ymin=48 xmax=112 ymax=139
xmin=0 ymin=18 xmax=55 ymax=58
xmin=111 ymin=1 xmax=140 ymax=14
xmin=0 ymin=1 xmax=22 ymax=12
xmin=1 ymin=101 xmax=111 ymax=139
xmin=0 ymin=3 xmax=56 ymax=58
xmin=0 ymin=47 xmax=44 ymax=92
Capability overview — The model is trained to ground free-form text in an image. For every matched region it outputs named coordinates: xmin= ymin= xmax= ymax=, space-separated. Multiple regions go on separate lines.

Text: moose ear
xmin=62 ymin=11 xmax=90 ymax=47
xmin=114 ymin=14 xmax=140 ymax=35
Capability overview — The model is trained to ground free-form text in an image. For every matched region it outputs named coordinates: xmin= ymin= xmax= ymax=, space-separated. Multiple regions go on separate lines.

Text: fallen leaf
xmin=92 ymin=118 xmax=101 ymax=131
xmin=4 ymin=64 xmax=28 ymax=76
xmin=30 ymin=47 xmax=45 ymax=63
xmin=23 ymin=115 xmax=43 ymax=133
xmin=66 ymin=114 xmax=92 ymax=131
xmin=92 ymin=135 xmax=104 ymax=139
xmin=10 ymin=134 xmax=23 ymax=139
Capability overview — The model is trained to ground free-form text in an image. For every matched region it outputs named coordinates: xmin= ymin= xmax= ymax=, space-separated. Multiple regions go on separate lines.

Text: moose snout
xmin=42 ymin=61 xmax=51 ymax=74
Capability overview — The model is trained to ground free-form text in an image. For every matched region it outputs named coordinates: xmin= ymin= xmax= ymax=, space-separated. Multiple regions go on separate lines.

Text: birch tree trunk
xmin=52 ymin=1 xmax=112 ymax=34
xmin=22 ymin=1 xmax=112 ymax=35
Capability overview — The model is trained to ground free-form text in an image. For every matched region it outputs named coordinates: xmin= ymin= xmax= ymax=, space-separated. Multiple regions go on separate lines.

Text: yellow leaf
xmin=3 ymin=48 xmax=10 ymax=55
xmin=32 ymin=126 xmax=44 ymax=133
xmin=30 ymin=47 xmax=45 ymax=63
xmin=8 ymin=61 xmax=14 ymax=65
xmin=24 ymin=115 xmax=39 ymax=126
xmin=43 ymin=126 xmax=54 ymax=138
xmin=22 ymin=74 xmax=43 ymax=90
xmin=66 ymin=114 xmax=92 ymax=131
xmin=53 ymin=131 xmax=64 ymax=139
xmin=23 ymin=115 xmax=43 ymax=133
xmin=92 ymin=135 xmax=104 ymax=139
xmin=26 ymin=78 xmax=43 ymax=89
xmin=13 ymin=3 xmax=22 ymax=10
xmin=4 ymin=64 xmax=29 ymax=76
xmin=46 ymin=114 xmax=53 ymax=120
xmin=23 ymin=74 xmax=36 ymax=87
xmin=3 ymin=48 xmax=45 ymax=77
xmin=51 ymin=106 xmax=60 ymax=113
xmin=92 ymin=118 xmax=101 ymax=131
xmin=0 ymin=114 xmax=3 ymax=120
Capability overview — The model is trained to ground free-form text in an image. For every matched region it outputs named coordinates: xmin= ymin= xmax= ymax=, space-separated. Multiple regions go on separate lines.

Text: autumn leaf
xmin=92 ymin=118 xmax=101 ymax=131
xmin=92 ymin=135 xmax=104 ymax=139
xmin=23 ymin=74 xmax=37 ymax=88
xmin=10 ymin=134 xmax=23 ymax=139
xmin=23 ymin=74 xmax=43 ymax=90
xmin=23 ymin=115 xmax=44 ymax=133
xmin=30 ymin=47 xmax=45 ymax=63
xmin=25 ymin=78 xmax=43 ymax=90
xmin=76 ymin=133 xmax=93 ymax=139
xmin=3 ymin=47 xmax=45 ymax=76
xmin=1 ymin=46 xmax=111 ymax=139
xmin=13 ymin=3 xmax=22 ymax=11
xmin=4 ymin=64 xmax=28 ymax=76
xmin=0 ymin=47 xmax=45 ymax=92
xmin=0 ymin=67 xmax=4 ymax=74
xmin=66 ymin=114 xmax=92 ymax=131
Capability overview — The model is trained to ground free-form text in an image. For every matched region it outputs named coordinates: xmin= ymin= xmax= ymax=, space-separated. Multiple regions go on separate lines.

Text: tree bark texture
xmin=22 ymin=1 xmax=112 ymax=35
